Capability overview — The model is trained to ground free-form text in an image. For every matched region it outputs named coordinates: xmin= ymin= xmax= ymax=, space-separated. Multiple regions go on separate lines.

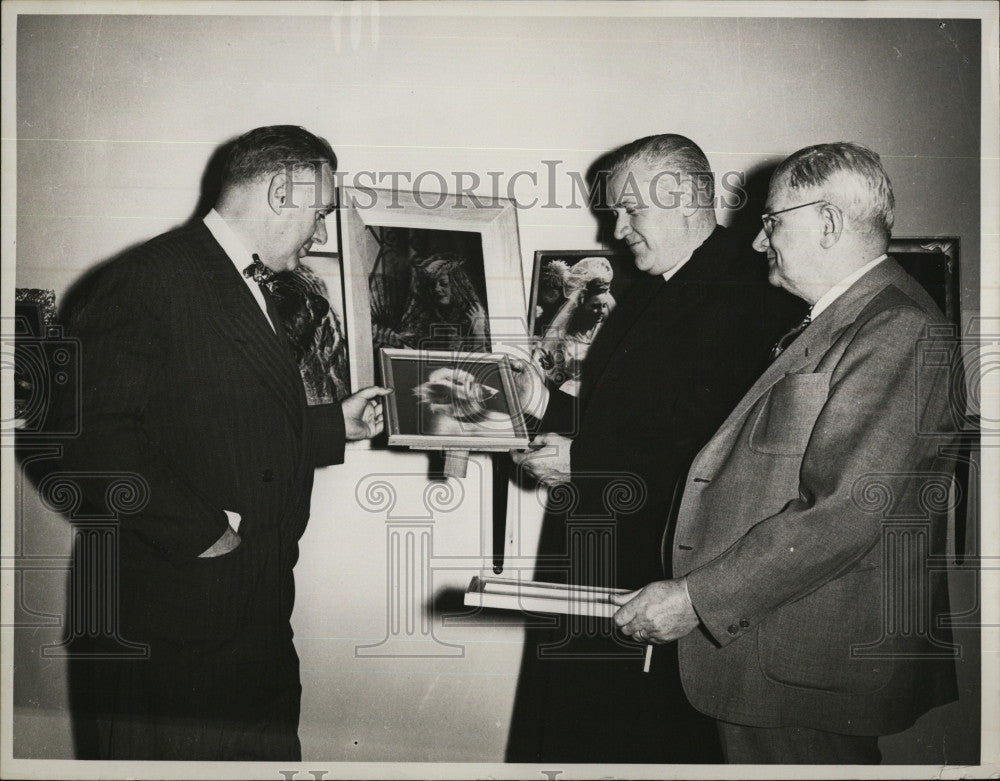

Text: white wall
xmin=11 ymin=8 xmax=984 ymax=766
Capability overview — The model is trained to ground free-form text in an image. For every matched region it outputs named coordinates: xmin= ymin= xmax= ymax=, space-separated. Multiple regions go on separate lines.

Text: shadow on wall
xmin=15 ymin=133 xmax=244 ymax=759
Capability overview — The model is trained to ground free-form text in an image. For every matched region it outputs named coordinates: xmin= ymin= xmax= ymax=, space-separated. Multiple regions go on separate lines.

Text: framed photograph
xmin=338 ymin=187 xmax=527 ymax=390
xmin=379 ymin=348 xmax=530 ymax=451
xmin=268 ymin=252 xmax=351 ymax=404
xmin=888 ymin=237 xmax=960 ymax=326
xmin=13 ymin=288 xmax=59 ymax=424
xmin=528 ymin=250 xmax=639 ymax=393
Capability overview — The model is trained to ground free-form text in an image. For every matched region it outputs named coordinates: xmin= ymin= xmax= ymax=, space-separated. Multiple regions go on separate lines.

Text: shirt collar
xmin=203 ymin=208 xmax=256 ymax=277
xmin=810 ymin=254 xmax=888 ymax=320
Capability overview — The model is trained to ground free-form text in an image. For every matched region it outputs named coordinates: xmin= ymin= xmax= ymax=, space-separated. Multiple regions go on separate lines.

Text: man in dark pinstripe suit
xmin=49 ymin=126 xmax=389 ymax=760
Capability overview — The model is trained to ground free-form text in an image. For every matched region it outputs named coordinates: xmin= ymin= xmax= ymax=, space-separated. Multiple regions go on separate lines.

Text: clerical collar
xmin=661 ymin=249 xmax=695 ymax=284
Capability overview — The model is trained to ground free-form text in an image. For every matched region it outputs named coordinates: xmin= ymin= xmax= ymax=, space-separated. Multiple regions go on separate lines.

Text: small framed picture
xmin=269 ymin=251 xmax=351 ymax=404
xmin=379 ymin=348 xmax=530 ymax=451
xmin=528 ymin=250 xmax=639 ymax=393
xmin=888 ymin=237 xmax=960 ymax=326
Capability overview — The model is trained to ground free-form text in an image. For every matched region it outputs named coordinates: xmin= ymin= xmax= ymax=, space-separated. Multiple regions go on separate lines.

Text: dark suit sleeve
xmin=538 ymin=383 xmax=578 ymax=436
xmin=686 ymin=304 xmax=955 ymax=646
xmin=51 ymin=259 xmax=230 ymax=561
xmin=306 ymin=402 xmax=346 ymax=467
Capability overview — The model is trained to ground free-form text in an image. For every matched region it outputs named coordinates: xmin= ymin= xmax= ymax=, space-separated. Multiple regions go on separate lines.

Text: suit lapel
xmin=580 ymin=273 xmax=665 ymax=408
xmin=692 ymin=258 xmax=908 ymax=473
xmin=190 ymin=224 xmax=306 ymax=430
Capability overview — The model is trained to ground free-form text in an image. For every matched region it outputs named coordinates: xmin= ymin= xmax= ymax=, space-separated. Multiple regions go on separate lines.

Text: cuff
xmin=525 ymin=385 xmax=550 ymax=420
xmin=686 ymin=566 xmax=754 ymax=647
xmin=223 ymin=509 xmax=242 ymax=533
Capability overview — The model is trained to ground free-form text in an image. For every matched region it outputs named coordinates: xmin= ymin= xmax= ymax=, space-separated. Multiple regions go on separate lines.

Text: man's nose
xmin=313 ymin=218 xmax=328 ymax=246
xmin=752 ymin=228 xmax=769 ymax=253
xmin=613 ymin=212 xmax=631 ymax=241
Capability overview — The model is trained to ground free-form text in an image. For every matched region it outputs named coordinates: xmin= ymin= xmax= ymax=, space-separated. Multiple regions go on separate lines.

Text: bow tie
xmin=243 ymin=255 xmax=277 ymax=285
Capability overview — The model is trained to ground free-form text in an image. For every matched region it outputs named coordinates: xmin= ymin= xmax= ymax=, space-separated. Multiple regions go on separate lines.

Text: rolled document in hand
xmin=464 ymin=576 xmax=630 ymax=618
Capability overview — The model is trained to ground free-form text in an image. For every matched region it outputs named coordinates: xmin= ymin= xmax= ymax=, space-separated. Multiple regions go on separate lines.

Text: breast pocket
xmin=749 ymin=372 xmax=831 ymax=456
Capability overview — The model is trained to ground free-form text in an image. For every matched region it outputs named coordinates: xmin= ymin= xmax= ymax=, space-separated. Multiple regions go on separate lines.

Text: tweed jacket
xmin=672 ymin=257 xmax=959 ymax=735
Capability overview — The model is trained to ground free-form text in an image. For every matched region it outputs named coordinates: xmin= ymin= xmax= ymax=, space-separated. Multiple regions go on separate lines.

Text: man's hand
xmin=610 ymin=579 xmax=699 ymax=644
xmin=508 ymin=356 xmax=549 ymax=419
xmin=511 ymin=432 xmax=571 ymax=485
xmin=342 ymin=386 xmax=392 ymax=441
xmin=198 ymin=524 xmax=241 ymax=558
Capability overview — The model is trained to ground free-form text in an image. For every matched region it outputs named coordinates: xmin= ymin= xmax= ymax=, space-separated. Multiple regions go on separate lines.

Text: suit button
xmin=727 ymin=624 xmax=739 ymax=635
xmin=739 ymin=619 xmax=750 ymax=628
xmin=261 ymin=469 xmax=274 ymax=482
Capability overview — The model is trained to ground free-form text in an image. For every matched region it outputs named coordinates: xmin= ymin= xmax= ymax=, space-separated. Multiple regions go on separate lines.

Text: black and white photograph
xmin=529 ymin=250 xmax=639 ymax=392
xmin=270 ymin=252 xmax=351 ymax=404
xmin=369 ymin=227 xmax=491 ymax=362
xmin=380 ymin=348 xmax=529 ymax=449
xmin=2 ymin=2 xmax=997 ymax=780
xmin=338 ymin=183 xmax=526 ymax=390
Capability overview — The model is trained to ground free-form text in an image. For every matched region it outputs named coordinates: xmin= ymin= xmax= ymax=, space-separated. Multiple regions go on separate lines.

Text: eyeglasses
xmin=760 ymin=200 xmax=827 ymax=237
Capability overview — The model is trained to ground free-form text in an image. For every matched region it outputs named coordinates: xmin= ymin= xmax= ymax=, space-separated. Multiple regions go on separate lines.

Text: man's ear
xmin=819 ymin=202 xmax=843 ymax=248
xmin=267 ymin=173 xmax=287 ymax=215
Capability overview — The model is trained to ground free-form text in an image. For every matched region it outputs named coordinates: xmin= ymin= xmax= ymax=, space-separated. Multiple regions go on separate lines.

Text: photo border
xmin=379 ymin=347 xmax=530 ymax=451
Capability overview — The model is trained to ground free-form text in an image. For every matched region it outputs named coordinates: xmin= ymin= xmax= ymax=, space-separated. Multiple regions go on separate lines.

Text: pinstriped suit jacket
xmin=54 ymin=221 xmax=347 ymax=647
xmin=671 ymin=258 xmax=959 ymax=735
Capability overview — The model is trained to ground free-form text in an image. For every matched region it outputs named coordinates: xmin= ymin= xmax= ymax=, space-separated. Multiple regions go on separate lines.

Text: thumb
xmin=355 ymin=386 xmax=393 ymax=400
xmin=530 ymin=432 xmax=554 ymax=449
xmin=609 ymin=588 xmax=640 ymax=608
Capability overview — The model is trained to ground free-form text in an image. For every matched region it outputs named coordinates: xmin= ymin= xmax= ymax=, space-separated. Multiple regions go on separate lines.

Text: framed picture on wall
xmin=379 ymin=348 xmax=530 ymax=451
xmin=528 ymin=249 xmax=639 ymax=394
xmin=338 ymin=187 xmax=527 ymax=390
xmin=888 ymin=237 xmax=960 ymax=326
xmin=13 ymin=288 xmax=59 ymax=426
xmin=268 ymin=252 xmax=351 ymax=404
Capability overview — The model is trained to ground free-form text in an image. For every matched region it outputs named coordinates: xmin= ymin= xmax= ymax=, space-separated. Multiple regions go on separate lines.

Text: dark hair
xmin=221 ymin=125 xmax=336 ymax=189
xmin=583 ymin=277 xmax=611 ymax=297
xmin=606 ymin=133 xmax=715 ymax=203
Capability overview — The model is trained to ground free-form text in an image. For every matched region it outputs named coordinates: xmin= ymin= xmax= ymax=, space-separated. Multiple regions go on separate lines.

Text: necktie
xmin=769 ymin=312 xmax=812 ymax=361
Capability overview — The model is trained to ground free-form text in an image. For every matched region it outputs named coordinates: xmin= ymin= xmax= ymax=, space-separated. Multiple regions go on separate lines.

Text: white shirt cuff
xmin=223 ymin=510 xmax=242 ymax=533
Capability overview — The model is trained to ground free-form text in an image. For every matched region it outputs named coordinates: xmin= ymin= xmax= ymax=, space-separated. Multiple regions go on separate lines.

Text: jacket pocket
xmin=749 ymin=372 xmax=831 ymax=456
xmin=758 ymin=566 xmax=893 ymax=694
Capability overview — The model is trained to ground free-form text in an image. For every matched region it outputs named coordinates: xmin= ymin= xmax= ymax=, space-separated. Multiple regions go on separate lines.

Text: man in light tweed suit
xmin=611 ymin=142 xmax=959 ymax=763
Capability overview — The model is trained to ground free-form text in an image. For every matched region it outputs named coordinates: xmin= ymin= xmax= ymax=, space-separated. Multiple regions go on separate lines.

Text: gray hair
xmin=772 ymin=142 xmax=894 ymax=240
xmin=606 ymin=133 xmax=715 ymax=204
